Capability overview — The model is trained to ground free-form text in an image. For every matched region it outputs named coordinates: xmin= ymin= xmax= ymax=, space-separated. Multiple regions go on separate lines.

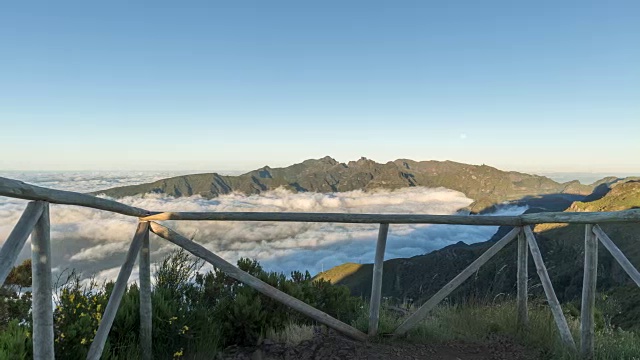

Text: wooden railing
xmin=1 ymin=176 xmax=640 ymax=359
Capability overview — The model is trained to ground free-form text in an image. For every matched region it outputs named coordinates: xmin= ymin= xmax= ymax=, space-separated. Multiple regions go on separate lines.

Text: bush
xmin=0 ymin=320 xmax=30 ymax=360
xmin=0 ymin=250 xmax=365 ymax=358
xmin=53 ymin=272 xmax=110 ymax=358
xmin=193 ymin=256 xmax=363 ymax=347
xmin=1 ymin=259 xmax=33 ymax=329
xmin=2 ymin=253 xmax=640 ymax=359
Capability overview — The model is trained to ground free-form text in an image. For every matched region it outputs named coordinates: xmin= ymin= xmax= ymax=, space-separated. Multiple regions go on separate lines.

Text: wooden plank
xmin=143 ymin=211 xmax=522 ymax=225
xmin=87 ymin=222 xmax=149 ymax=360
xmin=149 ymin=221 xmax=368 ymax=342
xmin=523 ymin=226 xmax=576 ymax=350
xmin=368 ymin=223 xmax=389 ymax=336
xmin=31 ymin=202 xmax=54 ymax=360
xmin=0 ymin=201 xmax=44 ymax=286
xmin=581 ymin=224 xmax=598 ymax=358
xmin=520 ymin=209 xmax=640 ymax=225
xmin=393 ymin=227 xmax=521 ymax=336
xmin=139 ymin=227 xmax=153 ymax=360
xmin=142 ymin=209 xmax=640 ymax=225
xmin=593 ymin=225 xmax=640 ymax=288
xmin=0 ymin=176 xmax=152 ymax=217
xmin=517 ymin=227 xmax=529 ymax=329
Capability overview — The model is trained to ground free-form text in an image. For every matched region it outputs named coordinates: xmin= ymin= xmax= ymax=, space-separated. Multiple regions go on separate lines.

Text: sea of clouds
xmin=0 ymin=172 xmax=526 ymax=283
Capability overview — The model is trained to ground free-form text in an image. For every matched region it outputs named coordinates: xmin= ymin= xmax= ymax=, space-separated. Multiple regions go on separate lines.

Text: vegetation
xmin=352 ymin=299 xmax=640 ymax=359
xmin=2 ymin=248 xmax=640 ymax=358
xmin=571 ymin=181 xmax=640 ymax=212
xmin=0 ymin=251 xmax=361 ymax=359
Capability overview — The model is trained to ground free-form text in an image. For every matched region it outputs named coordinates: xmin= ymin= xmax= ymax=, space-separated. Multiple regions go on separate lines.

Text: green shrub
xmin=0 ymin=250 xmax=367 ymax=358
xmin=194 ymin=256 xmax=363 ymax=347
xmin=0 ymin=320 xmax=30 ymax=360
xmin=53 ymin=272 xmax=109 ymax=358
xmin=1 ymin=259 xmax=33 ymax=329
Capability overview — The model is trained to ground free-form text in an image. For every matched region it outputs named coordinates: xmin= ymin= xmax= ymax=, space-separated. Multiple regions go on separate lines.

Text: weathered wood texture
xmin=0 ymin=201 xmax=44 ymax=286
xmin=581 ymin=224 xmax=598 ymax=359
xmin=517 ymin=227 xmax=529 ymax=329
xmin=368 ymin=223 xmax=389 ymax=336
xmin=520 ymin=210 xmax=640 ymax=224
xmin=87 ymin=222 xmax=149 ymax=360
xmin=393 ymin=227 xmax=521 ymax=336
xmin=0 ymin=176 xmax=152 ymax=217
xmin=31 ymin=202 xmax=54 ymax=360
xmin=523 ymin=226 xmax=576 ymax=350
xmin=139 ymin=227 xmax=153 ymax=360
xmin=143 ymin=211 xmax=522 ymax=225
xmin=149 ymin=221 xmax=368 ymax=342
xmin=142 ymin=209 xmax=640 ymax=224
xmin=593 ymin=225 xmax=640 ymax=288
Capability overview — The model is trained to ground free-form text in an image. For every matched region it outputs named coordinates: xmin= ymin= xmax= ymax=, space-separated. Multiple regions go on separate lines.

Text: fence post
xmin=0 ymin=201 xmax=44 ymax=286
xmin=31 ymin=202 xmax=54 ymax=360
xmin=87 ymin=222 xmax=149 ymax=360
xmin=581 ymin=224 xmax=598 ymax=359
xmin=517 ymin=227 xmax=529 ymax=330
xmin=139 ymin=225 xmax=153 ymax=360
xmin=368 ymin=223 xmax=389 ymax=336
xmin=593 ymin=225 xmax=640 ymax=287
xmin=524 ymin=226 xmax=576 ymax=350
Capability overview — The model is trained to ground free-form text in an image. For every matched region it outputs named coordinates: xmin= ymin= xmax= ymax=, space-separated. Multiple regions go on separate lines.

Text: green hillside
xmin=317 ymin=180 xmax=640 ymax=329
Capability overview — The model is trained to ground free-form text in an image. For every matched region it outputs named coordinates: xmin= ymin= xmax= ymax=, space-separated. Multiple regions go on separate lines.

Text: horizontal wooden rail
xmin=141 ymin=209 xmax=640 ymax=225
xmin=142 ymin=211 xmax=522 ymax=225
xmin=0 ymin=177 xmax=154 ymax=218
xmin=520 ymin=210 xmax=640 ymax=225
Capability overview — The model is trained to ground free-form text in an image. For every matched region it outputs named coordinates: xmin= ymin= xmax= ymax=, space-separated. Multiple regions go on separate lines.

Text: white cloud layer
xmin=0 ymin=172 xmax=526 ymax=284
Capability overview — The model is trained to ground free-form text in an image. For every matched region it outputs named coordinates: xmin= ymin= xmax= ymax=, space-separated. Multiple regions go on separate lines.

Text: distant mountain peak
xmin=319 ymin=155 xmax=338 ymax=164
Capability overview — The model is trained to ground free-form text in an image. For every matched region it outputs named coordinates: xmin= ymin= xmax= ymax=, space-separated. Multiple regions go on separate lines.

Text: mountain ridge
xmin=94 ymin=156 xmax=612 ymax=212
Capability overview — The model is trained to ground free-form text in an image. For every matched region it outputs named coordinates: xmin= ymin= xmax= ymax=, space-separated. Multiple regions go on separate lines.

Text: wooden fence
xmin=1 ymin=176 xmax=640 ymax=359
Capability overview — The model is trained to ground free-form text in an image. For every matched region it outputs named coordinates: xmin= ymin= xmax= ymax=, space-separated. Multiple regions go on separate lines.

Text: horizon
xmin=1 ymin=1 xmax=639 ymax=172
xmin=1 ymin=154 xmax=638 ymax=187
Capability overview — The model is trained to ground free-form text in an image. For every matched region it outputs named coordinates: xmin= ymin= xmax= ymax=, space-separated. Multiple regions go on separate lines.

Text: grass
xmin=266 ymin=322 xmax=315 ymax=346
xmin=353 ymin=299 xmax=640 ymax=359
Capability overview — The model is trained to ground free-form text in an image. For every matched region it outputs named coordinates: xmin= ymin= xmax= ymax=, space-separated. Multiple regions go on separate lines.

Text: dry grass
xmin=353 ymin=300 xmax=640 ymax=359
xmin=266 ymin=323 xmax=315 ymax=346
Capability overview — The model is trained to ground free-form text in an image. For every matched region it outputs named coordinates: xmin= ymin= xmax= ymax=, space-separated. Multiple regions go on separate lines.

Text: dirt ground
xmin=218 ymin=330 xmax=540 ymax=360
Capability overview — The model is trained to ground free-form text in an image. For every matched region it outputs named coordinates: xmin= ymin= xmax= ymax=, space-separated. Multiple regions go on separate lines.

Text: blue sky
xmin=1 ymin=1 xmax=638 ymax=173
